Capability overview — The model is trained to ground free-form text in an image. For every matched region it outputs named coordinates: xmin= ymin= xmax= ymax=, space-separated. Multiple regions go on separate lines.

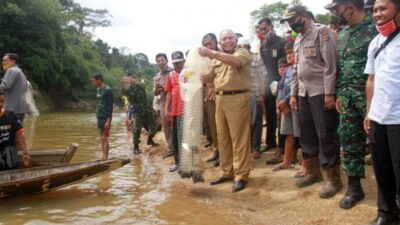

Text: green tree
xmin=316 ymin=13 xmax=332 ymax=25
xmin=251 ymin=1 xmax=289 ymax=25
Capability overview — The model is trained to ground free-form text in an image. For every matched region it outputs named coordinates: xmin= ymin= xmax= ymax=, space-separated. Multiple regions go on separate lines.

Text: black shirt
xmin=260 ymin=33 xmax=286 ymax=86
xmin=0 ymin=110 xmax=23 ymax=170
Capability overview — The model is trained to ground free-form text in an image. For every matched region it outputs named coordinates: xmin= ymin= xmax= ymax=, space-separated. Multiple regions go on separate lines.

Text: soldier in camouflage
xmin=325 ymin=0 xmax=377 ymax=209
xmin=121 ymin=73 xmax=159 ymax=154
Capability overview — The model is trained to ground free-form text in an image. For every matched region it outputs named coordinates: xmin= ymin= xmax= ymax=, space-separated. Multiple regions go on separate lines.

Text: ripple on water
xmin=0 ymin=112 xmax=170 ymax=225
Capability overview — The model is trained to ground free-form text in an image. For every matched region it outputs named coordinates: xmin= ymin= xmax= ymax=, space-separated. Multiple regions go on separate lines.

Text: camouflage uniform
xmin=124 ymin=83 xmax=157 ymax=145
xmin=336 ymin=12 xmax=377 ymax=178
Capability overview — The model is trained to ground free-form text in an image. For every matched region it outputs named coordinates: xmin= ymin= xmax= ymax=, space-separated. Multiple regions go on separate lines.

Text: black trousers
xmin=298 ymin=94 xmax=340 ymax=167
xmin=370 ymin=121 xmax=400 ymax=217
xmin=252 ymin=103 xmax=263 ymax=152
xmin=172 ymin=115 xmax=182 ymax=166
xmin=264 ymin=89 xmax=277 ymax=148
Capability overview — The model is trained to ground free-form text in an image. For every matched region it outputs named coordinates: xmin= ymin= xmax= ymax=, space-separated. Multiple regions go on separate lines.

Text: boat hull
xmin=0 ymin=157 xmax=130 ymax=198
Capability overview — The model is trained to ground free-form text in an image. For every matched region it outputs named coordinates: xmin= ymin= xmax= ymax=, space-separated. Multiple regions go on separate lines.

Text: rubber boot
xmin=147 ymin=125 xmax=159 ymax=146
xmin=133 ymin=142 xmax=141 ymax=154
xmin=147 ymin=136 xmax=158 ymax=146
xmin=296 ymin=157 xmax=323 ymax=188
xmin=319 ymin=164 xmax=343 ymax=198
xmin=339 ymin=176 xmax=365 ymax=209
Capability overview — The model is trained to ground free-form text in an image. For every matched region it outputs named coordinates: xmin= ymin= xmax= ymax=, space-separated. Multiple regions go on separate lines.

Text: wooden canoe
xmin=0 ymin=157 xmax=130 ymax=198
xmin=17 ymin=143 xmax=78 ymax=166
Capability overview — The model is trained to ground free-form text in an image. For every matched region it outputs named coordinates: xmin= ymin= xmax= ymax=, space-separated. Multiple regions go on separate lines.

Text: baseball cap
xmin=364 ymin=0 xmax=375 ymax=9
xmin=171 ymin=51 xmax=185 ymax=63
xmin=280 ymin=5 xmax=308 ymax=23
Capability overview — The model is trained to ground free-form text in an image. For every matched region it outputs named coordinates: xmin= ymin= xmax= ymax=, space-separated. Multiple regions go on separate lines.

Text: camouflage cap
xmin=325 ymin=0 xmax=348 ymax=10
xmin=280 ymin=5 xmax=308 ymax=22
xmin=325 ymin=0 xmax=365 ymax=10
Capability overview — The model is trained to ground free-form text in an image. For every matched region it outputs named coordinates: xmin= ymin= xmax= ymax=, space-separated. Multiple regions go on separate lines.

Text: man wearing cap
xmin=258 ymin=18 xmax=286 ymax=152
xmin=325 ymin=0 xmax=377 ymax=209
xmin=199 ymin=29 xmax=252 ymax=193
xmin=120 ymin=73 xmax=159 ymax=154
xmin=283 ymin=5 xmax=342 ymax=198
xmin=164 ymin=51 xmax=185 ymax=172
xmin=153 ymin=53 xmax=173 ymax=158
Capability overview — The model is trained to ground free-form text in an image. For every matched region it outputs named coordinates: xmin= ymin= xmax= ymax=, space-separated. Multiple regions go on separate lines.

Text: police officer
xmin=198 ymin=29 xmax=252 ymax=193
xmin=282 ymin=5 xmax=342 ymax=198
xmin=121 ymin=74 xmax=158 ymax=154
xmin=325 ymin=0 xmax=377 ymax=209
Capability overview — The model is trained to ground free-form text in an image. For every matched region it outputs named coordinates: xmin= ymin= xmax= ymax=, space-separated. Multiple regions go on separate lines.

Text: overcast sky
xmin=75 ymin=0 xmax=331 ymax=63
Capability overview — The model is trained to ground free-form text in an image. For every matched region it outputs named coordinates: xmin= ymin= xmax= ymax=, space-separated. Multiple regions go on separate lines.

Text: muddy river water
xmin=0 ymin=111 xmax=183 ymax=225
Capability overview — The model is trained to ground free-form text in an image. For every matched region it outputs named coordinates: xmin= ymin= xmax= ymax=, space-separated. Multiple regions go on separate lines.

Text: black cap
xmin=364 ymin=0 xmax=375 ymax=9
xmin=325 ymin=0 xmax=354 ymax=10
xmin=280 ymin=5 xmax=308 ymax=23
xmin=171 ymin=51 xmax=184 ymax=63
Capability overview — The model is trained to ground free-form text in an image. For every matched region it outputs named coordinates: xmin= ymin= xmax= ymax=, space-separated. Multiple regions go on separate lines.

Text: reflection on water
xmin=0 ymin=111 xmax=171 ymax=225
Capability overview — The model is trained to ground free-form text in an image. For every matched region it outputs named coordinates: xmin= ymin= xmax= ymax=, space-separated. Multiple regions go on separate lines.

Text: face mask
xmin=287 ymin=57 xmax=295 ymax=65
xmin=338 ymin=7 xmax=353 ymax=26
xmin=290 ymin=19 xmax=305 ymax=33
xmin=376 ymin=19 xmax=397 ymax=37
xmin=257 ymin=31 xmax=263 ymax=40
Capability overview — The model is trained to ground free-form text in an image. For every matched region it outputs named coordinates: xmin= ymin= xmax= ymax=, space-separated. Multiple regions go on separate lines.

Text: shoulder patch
xmin=322 ymin=31 xmax=329 ymax=41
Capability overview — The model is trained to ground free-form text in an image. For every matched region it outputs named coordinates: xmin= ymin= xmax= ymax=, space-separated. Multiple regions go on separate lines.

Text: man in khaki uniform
xmin=153 ymin=53 xmax=173 ymax=157
xmin=282 ymin=5 xmax=342 ymax=199
xmin=199 ymin=29 xmax=252 ymax=193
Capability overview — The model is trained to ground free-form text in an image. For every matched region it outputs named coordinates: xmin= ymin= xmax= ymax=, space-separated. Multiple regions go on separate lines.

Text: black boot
xmin=214 ymin=157 xmax=220 ymax=167
xmin=133 ymin=143 xmax=142 ymax=154
xmin=147 ymin=137 xmax=158 ymax=146
xmin=339 ymin=176 xmax=365 ymax=209
xmin=206 ymin=152 xmax=219 ymax=162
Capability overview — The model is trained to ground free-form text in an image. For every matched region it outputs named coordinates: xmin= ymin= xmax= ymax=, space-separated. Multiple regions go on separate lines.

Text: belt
xmin=216 ymin=89 xmax=249 ymax=96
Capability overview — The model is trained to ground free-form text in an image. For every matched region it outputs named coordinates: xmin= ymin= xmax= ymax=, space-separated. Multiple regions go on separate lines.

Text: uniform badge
xmin=272 ymin=49 xmax=278 ymax=58
xmin=322 ymin=31 xmax=329 ymax=41
xmin=305 ymin=47 xmax=316 ymax=57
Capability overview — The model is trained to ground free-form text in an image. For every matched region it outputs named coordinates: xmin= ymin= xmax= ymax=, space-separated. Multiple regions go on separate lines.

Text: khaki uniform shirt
xmin=153 ymin=68 xmax=171 ymax=106
xmin=291 ymin=22 xmax=337 ymax=97
xmin=209 ymin=48 xmax=252 ymax=91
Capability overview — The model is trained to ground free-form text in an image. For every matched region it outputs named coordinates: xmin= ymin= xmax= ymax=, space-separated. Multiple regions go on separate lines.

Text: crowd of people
xmin=122 ymin=0 xmax=399 ymax=224
xmin=1 ymin=0 xmax=400 ymax=224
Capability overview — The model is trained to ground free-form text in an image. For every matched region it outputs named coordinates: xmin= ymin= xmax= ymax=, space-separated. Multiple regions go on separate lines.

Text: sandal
xmin=294 ymin=170 xmax=306 ymax=178
xmin=272 ymin=164 xmax=292 ymax=172
xmin=266 ymin=157 xmax=283 ymax=165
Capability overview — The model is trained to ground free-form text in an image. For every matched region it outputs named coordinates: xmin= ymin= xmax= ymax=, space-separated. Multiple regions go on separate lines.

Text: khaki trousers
xmin=216 ymin=93 xmax=251 ymax=181
xmin=205 ymin=100 xmax=218 ymax=152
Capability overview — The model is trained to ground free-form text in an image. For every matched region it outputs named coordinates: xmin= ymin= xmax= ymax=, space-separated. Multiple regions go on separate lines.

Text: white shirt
xmin=364 ymin=33 xmax=400 ymax=124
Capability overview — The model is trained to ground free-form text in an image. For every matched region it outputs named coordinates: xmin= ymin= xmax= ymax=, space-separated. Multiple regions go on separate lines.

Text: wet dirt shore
xmin=145 ymin=133 xmax=377 ymax=225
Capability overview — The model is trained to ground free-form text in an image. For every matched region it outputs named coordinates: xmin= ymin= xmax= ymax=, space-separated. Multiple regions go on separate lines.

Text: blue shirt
xmin=277 ymin=65 xmax=294 ymax=103
xmin=364 ymin=33 xmax=400 ymax=124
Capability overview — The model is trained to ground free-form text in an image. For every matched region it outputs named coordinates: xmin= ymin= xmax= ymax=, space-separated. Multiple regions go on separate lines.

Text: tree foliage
xmin=0 ymin=0 xmax=157 ymax=108
xmin=315 ymin=13 xmax=331 ymax=25
xmin=251 ymin=1 xmax=289 ymax=26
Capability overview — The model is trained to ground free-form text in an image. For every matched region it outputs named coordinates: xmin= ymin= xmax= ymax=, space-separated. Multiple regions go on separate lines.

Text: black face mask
xmin=290 ymin=19 xmax=305 ymax=33
xmin=338 ymin=7 xmax=353 ymax=26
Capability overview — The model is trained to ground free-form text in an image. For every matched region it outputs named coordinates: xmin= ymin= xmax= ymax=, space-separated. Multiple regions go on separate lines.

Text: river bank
xmin=146 ymin=131 xmax=378 ymax=225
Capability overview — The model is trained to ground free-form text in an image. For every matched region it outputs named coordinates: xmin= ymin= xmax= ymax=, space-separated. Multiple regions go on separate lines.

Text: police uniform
xmin=291 ymin=22 xmax=340 ymax=166
xmin=337 ymin=12 xmax=377 ymax=178
xmin=209 ymin=47 xmax=252 ymax=182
